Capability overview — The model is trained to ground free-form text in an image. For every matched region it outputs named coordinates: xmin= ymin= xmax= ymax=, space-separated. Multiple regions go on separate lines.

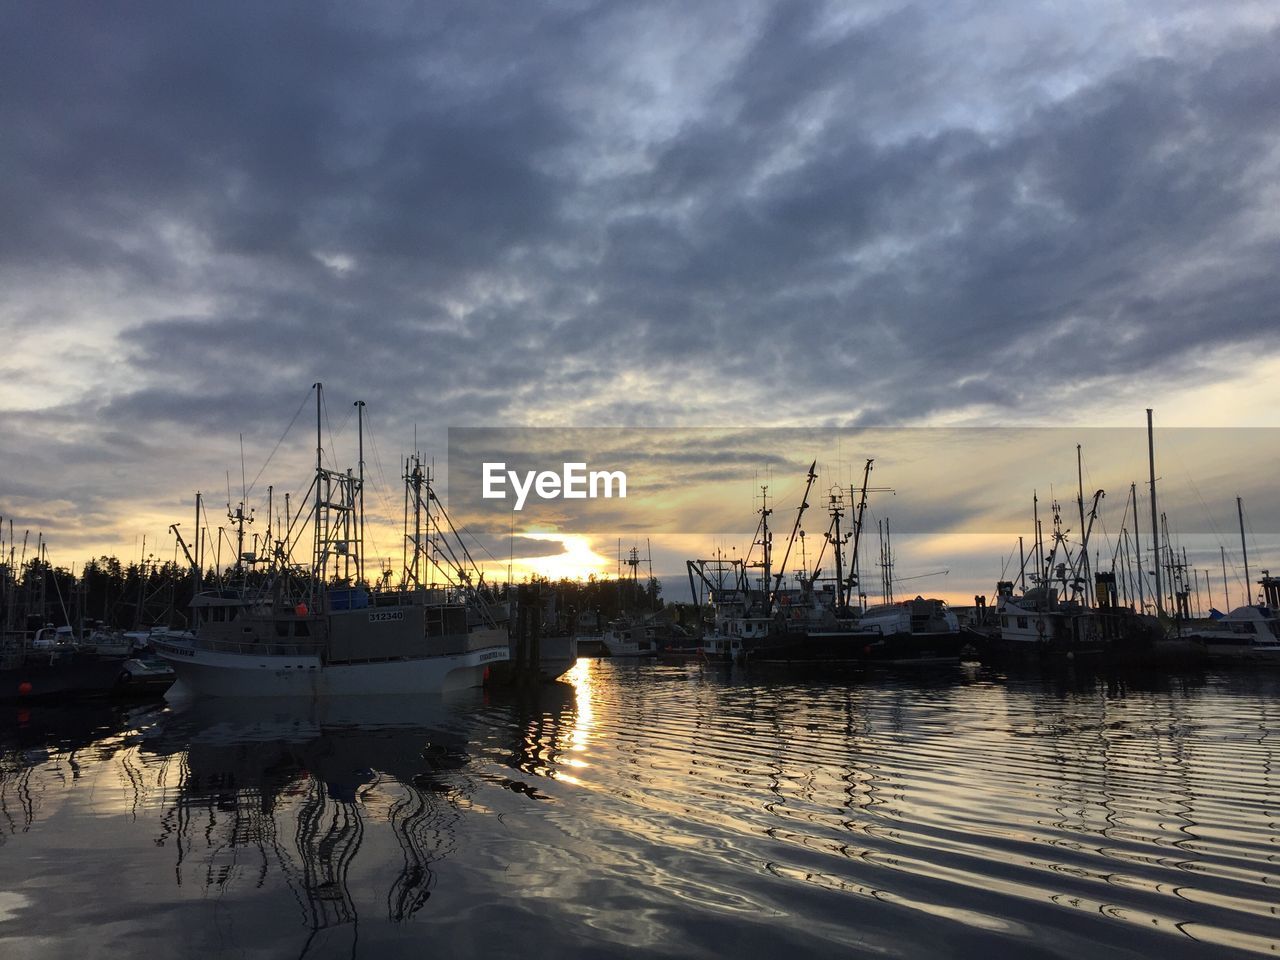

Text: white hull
xmin=156 ymin=638 xmax=508 ymax=698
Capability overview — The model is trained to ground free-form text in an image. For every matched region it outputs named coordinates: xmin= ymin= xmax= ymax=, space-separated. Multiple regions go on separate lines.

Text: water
xmin=1 ymin=661 xmax=1278 ymax=959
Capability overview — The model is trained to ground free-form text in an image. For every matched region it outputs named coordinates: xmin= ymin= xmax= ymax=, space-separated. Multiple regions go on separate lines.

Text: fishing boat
xmin=155 ymin=384 xmax=509 ymax=698
xmin=601 ymin=618 xmax=658 ymax=657
xmin=855 ymin=596 xmax=968 ymax=661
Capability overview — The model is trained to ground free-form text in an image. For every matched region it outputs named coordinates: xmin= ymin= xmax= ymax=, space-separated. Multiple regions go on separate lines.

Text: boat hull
xmin=156 ymin=638 xmax=509 ymax=698
xmin=749 ymin=629 xmax=970 ymax=664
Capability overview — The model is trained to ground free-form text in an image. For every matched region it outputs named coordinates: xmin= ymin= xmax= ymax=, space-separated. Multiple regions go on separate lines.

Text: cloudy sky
xmin=3 ymin=1 xmax=1279 ymax=594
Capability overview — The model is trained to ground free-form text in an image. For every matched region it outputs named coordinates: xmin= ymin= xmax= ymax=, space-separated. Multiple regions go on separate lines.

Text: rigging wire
xmin=245 ymin=387 xmax=312 ymax=500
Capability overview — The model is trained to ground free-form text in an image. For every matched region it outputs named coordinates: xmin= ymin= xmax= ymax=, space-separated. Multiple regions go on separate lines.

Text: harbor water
xmin=1 ymin=660 xmax=1277 ymax=959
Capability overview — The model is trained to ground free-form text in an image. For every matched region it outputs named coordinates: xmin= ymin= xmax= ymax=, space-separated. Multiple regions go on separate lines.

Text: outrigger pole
xmin=771 ymin=460 xmax=817 ymax=604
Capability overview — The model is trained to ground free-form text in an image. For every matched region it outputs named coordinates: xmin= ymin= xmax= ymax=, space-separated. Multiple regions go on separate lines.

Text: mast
xmin=1076 ymin=444 xmax=1090 ymax=605
xmin=884 ymin=517 xmax=894 ymax=604
xmin=1131 ymin=482 xmax=1145 ymax=612
xmin=355 ymin=400 xmax=366 ymax=586
xmin=194 ymin=492 xmax=203 ymax=599
xmin=1018 ymin=536 xmax=1026 ymax=593
xmin=843 ymin=458 xmax=876 ymax=608
xmin=1238 ymin=496 xmax=1251 ymax=605
xmin=828 ymin=491 xmax=846 ymax=612
xmin=313 ymin=381 xmax=324 ymax=608
xmin=1147 ymin=409 xmax=1163 ymax=618
xmin=1033 ymin=491 xmax=1043 ymax=585
xmin=1221 ymin=545 xmax=1230 ymax=610
xmin=759 ymin=485 xmax=773 ymax=614
xmin=771 ymin=460 xmax=816 ymax=604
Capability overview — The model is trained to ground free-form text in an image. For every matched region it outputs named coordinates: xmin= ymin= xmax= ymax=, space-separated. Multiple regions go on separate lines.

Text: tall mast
xmin=1238 ymin=496 xmax=1251 ymax=605
xmin=1131 ymin=482 xmax=1145 ymax=612
xmin=1076 ymin=444 xmax=1091 ymax=606
xmin=1033 ymin=491 xmax=1043 ymax=585
xmin=884 ymin=517 xmax=893 ymax=604
xmin=355 ymin=400 xmax=366 ymax=586
xmin=194 ymin=491 xmax=203 ymax=598
xmin=1146 ymin=409 xmax=1163 ymax=618
xmin=828 ymin=492 xmax=845 ymax=611
xmin=843 ymin=458 xmax=876 ymax=608
xmin=759 ymin=485 xmax=772 ymax=614
xmin=313 ymin=382 xmax=323 ymax=607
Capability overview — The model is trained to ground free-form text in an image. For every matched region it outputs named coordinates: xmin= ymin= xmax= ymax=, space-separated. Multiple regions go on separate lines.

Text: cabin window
xmin=1017 ymin=616 xmax=1028 ymax=629
xmin=274 ymin=622 xmax=290 ymax=638
xmin=1000 ymin=616 xmax=1008 ymax=627
xmin=295 ymin=621 xmax=310 ymax=637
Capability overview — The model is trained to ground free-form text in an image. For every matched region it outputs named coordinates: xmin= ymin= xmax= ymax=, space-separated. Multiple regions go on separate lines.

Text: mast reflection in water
xmin=1 ymin=663 xmax=1278 ymax=959
xmin=142 ymin=698 xmax=475 ymax=955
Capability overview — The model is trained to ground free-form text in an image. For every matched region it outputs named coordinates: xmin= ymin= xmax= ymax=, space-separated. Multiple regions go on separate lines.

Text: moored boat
xmin=154 ymin=384 xmax=510 ymax=699
xmin=1183 ymin=604 xmax=1280 ymax=663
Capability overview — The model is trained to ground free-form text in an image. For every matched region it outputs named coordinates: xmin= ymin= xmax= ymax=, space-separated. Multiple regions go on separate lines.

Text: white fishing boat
xmin=155 ymin=591 xmax=509 ymax=697
xmin=601 ymin=618 xmax=657 ymax=657
xmin=1186 ymin=605 xmax=1280 ymax=662
xmin=155 ymin=384 xmax=510 ymax=698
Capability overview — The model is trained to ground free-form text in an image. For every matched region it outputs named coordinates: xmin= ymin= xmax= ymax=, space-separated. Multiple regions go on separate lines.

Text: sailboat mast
xmin=1130 ymin=482 xmax=1145 ymax=612
xmin=1238 ymin=496 xmax=1251 ymax=605
xmin=1147 ymin=409 xmax=1163 ymax=618
xmin=1221 ymin=545 xmax=1230 ymax=610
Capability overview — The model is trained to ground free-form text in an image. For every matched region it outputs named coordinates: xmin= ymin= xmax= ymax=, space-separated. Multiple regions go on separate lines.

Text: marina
xmin=4 ymin=4 xmax=1280 ymax=956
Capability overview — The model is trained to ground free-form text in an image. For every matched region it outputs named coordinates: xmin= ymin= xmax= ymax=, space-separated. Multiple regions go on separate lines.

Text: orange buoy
xmin=17 ymin=681 xmax=33 ymax=697
xmin=295 ymin=602 xmax=309 ymax=616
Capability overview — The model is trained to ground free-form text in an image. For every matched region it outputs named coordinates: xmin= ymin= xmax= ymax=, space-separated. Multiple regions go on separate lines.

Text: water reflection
xmin=1 ymin=665 xmax=1278 ymax=958
xmin=135 ymin=697 xmax=478 ymax=955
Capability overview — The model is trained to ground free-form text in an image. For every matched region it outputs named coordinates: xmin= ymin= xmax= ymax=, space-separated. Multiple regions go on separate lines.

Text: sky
xmin=2 ymin=1 xmax=1279 ymax=602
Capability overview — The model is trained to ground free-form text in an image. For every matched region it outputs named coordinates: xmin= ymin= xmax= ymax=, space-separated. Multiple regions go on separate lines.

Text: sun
xmin=494 ymin=532 xmax=614 ymax=582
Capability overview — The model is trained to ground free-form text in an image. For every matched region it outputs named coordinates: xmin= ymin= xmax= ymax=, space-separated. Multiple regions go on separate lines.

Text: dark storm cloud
xmin=2 ymin=0 xmax=1279 ymax=557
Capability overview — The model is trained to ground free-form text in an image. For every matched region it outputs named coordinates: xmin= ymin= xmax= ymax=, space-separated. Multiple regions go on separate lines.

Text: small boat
xmin=1184 ymin=605 xmax=1280 ymax=663
xmin=601 ymin=618 xmax=658 ymax=658
xmin=2 ymin=624 xmax=175 ymax=701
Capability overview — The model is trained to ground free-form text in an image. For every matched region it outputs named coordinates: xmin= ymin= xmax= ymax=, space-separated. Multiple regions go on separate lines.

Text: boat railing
xmin=162 ymin=636 xmax=327 ymax=658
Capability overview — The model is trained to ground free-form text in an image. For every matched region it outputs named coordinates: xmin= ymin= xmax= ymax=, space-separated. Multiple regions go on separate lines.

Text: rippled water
xmin=1 ymin=661 xmax=1278 ymax=959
